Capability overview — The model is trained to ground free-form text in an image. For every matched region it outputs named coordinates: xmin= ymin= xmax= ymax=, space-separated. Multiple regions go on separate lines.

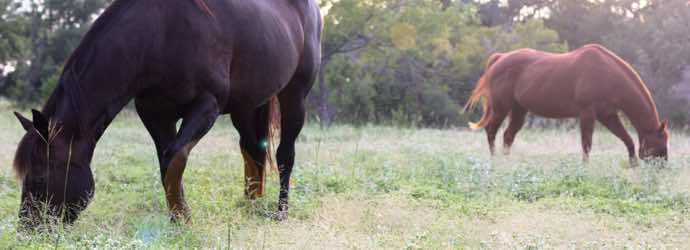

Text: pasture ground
xmin=1 ymin=107 xmax=689 ymax=249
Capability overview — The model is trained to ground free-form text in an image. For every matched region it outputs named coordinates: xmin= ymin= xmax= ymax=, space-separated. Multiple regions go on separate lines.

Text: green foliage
xmin=1 ymin=0 xmax=688 ymax=127
xmin=0 ymin=0 xmax=112 ymax=101
xmin=318 ymin=1 xmax=566 ymax=127
xmin=40 ymin=69 xmax=60 ymax=100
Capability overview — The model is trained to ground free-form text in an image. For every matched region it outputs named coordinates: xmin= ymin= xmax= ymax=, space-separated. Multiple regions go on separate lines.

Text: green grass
xmin=1 ymin=108 xmax=689 ymax=249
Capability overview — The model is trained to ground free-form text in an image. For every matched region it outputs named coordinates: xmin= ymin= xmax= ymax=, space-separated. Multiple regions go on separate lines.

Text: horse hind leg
xmin=503 ymin=106 xmax=527 ymax=155
xmin=485 ymin=109 xmax=509 ymax=156
xmin=272 ymin=37 xmax=319 ymax=221
xmin=275 ymin=85 xmax=308 ymax=221
xmin=230 ymin=101 xmax=273 ymax=200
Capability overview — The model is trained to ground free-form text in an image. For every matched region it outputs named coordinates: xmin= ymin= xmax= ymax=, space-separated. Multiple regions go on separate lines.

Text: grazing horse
xmin=12 ymin=0 xmax=321 ymax=229
xmin=464 ymin=44 xmax=668 ymax=163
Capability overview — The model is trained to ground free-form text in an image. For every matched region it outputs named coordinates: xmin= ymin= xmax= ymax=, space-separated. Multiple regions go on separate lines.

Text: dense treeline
xmin=0 ymin=0 xmax=688 ymax=128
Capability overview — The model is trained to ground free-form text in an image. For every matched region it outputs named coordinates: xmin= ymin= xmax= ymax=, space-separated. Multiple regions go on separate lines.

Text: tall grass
xmin=0 ymin=110 xmax=689 ymax=248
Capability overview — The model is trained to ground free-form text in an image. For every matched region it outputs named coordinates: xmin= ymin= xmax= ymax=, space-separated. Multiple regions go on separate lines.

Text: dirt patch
xmin=464 ymin=205 xmax=690 ymax=248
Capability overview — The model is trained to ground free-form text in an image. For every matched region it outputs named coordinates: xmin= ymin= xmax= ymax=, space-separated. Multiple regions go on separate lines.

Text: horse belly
xmin=514 ymin=80 xmax=580 ymax=118
xmin=526 ymin=104 xmax=580 ymax=118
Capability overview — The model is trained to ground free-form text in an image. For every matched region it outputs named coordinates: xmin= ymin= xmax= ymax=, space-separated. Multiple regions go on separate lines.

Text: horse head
xmin=13 ymin=110 xmax=94 ymax=230
xmin=639 ymin=120 xmax=669 ymax=161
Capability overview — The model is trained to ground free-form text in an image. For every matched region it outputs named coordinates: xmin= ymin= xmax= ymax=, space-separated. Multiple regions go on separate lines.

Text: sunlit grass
xmin=0 ymin=109 xmax=689 ymax=248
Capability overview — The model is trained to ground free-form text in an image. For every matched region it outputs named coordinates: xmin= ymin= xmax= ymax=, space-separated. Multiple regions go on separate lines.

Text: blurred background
xmin=0 ymin=0 xmax=688 ymax=129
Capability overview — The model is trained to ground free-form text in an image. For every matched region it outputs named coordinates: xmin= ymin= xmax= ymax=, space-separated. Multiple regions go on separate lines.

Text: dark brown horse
xmin=12 ymin=0 xmax=321 ymax=229
xmin=464 ymin=44 xmax=669 ymax=163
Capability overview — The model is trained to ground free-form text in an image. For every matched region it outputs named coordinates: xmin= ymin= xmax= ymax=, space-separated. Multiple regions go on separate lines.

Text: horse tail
xmin=265 ymin=96 xmax=281 ymax=172
xmin=463 ymin=53 xmax=502 ymax=130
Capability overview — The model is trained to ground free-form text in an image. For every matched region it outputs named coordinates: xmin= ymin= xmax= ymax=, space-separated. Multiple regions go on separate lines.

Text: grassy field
xmin=0 ymin=108 xmax=689 ymax=249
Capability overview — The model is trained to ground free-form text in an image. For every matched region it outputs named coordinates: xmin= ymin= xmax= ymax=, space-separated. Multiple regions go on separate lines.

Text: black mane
xmin=12 ymin=131 xmax=40 ymax=179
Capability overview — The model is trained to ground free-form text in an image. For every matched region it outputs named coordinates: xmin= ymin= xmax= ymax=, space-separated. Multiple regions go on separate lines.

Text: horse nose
xmin=61 ymin=205 xmax=83 ymax=224
xmin=16 ymin=200 xmax=71 ymax=232
xmin=640 ymin=155 xmax=668 ymax=168
xmin=17 ymin=204 xmax=42 ymax=232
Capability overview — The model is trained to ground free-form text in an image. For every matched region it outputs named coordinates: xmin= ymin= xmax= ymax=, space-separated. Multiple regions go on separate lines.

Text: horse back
xmin=486 ymin=45 xmax=640 ymax=118
xmin=136 ymin=0 xmax=319 ymax=109
xmin=214 ymin=0 xmax=320 ymax=107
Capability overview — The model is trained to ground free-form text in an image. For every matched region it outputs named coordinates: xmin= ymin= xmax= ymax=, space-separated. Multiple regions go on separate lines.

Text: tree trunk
xmin=317 ymin=57 xmax=332 ymax=128
xmin=0 ymin=67 xmax=6 ymax=94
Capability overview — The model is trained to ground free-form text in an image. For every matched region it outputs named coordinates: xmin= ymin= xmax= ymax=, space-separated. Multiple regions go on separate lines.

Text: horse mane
xmin=62 ymin=0 xmax=214 ymax=87
xmin=16 ymin=0 xmax=137 ymax=179
xmin=13 ymin=132 xmax=40 ymax=179
xmin=53 ymin=0 xmax=214 ymax=131
xmin=584 ymin=44 xmax=660 ymax=121
xmin=193 ymin=0 xmax=216 ymax=19
xmin=19 ymin=0 xmax=217 ymax=178
xmin=63 ymin=0 xmax=136 ymax=74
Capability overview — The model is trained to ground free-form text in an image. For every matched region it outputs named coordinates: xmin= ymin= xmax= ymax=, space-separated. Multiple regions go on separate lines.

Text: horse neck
xmin=43 ymin=76 xmax=132 ymax=143
xmin=43 ymin=43 xmax=140 ymax=142
xmin=619 ymin=90 xmax=661 ymax=138
xmin=42 ymin=3 xmax=148 ymax=140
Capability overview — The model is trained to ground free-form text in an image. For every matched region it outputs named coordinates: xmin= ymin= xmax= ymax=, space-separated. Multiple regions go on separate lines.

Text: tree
xmin=316 ymin=0 xmax=397 ymax=127
xmin=318 ymin=0 xmax=566 ymax=127
xmin=0 ymin=0 xmax=28 ymax=93
xmin=0 ymin=0 xmax=112 ymax=101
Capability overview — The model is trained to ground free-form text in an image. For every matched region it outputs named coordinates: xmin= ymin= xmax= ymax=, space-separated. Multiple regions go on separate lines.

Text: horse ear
xmin=14 ymin=112 xmax=33 ymax=131
xmin=31 ymin=109 xmax=50 ymax=140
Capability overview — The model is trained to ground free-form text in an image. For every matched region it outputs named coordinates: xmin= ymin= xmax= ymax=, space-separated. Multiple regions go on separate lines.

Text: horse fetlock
xmin=502 ymin=145 xmax=512 ymax=155
xmin=276 ymin=201 xmax=289 ymax=221
xmin=274 ymin=210 xmax=288 ymax=221
xmin=169 ymin=202 xmax=191 ymax=225
xmin=628 ymin=157 xmax=639 ymax=168
xmin=164 ymin=184 xmax=191 ymax=223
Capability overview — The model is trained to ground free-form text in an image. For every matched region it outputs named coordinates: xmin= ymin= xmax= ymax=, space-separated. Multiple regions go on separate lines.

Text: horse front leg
xmin=160 ymin=93 xmax=219 ymax=223
xmin=597 ymin=112 xmax=637 ymax=167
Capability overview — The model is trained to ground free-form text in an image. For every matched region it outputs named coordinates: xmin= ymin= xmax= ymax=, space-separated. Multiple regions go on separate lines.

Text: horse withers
xmin=464 ymin=44 xmax=669 ymax=164
xmin=12 ymin=0 xmax=321 ymax=230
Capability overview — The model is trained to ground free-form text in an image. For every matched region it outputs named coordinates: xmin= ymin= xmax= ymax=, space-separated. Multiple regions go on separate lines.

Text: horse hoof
xmin=274 ymin=211 xmax=288 ymax=221
xmin=169 ymin=212 xmax=192 ymax=225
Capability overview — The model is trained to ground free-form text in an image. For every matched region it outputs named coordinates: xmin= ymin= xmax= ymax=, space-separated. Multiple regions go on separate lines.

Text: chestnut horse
xmin=12 ymin=0 xmax=321 ymax=229
xmin=464 ymin=44 xmax=668 ymax=163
